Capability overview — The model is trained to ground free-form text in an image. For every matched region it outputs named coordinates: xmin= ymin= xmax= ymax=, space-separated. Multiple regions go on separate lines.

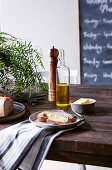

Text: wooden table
xmin=1 ymin=85 xmax=112 ymax=168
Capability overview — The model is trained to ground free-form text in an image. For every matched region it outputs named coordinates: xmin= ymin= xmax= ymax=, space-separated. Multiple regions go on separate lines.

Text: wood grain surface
xmin=1 ymin=85 xmax=112 ymax=167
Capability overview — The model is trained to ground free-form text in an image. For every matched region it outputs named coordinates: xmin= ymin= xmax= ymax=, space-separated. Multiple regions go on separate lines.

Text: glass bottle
xmin=56 ymin=50 xmax=70 ymax=107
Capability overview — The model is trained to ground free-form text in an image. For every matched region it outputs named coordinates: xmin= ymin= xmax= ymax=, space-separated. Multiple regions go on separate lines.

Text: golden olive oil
xmin=56 ymin=83 xmax=70 ymax=107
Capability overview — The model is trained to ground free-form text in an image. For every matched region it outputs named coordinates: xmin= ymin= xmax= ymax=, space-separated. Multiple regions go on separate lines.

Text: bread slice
xmin=47 ymin=113 xmax=70 ymax=125
xmin=0 ymin=94 xmax=13 ymax=117
xmin=62 ymin=112 xmax=76 ymax=122
xmin=37 ymin=112 xmax=49 ymax=122
xmin=37 ymin=110 xmax=75 ymax=125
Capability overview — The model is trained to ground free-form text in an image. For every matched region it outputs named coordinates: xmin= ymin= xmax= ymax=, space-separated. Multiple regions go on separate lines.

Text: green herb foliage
xmin=0 ymin=32 xmax=47 ymax=95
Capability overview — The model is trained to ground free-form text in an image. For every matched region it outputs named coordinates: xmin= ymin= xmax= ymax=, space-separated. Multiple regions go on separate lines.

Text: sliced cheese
xmin=73 ymin=98 xmax=90 ymax=104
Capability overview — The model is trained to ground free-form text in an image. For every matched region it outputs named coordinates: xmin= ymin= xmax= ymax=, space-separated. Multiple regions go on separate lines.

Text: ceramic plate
xmin=29 ymin=110 xmax=85 ymax=130
xmin=0 ymin=102 xmax=25 ymax=122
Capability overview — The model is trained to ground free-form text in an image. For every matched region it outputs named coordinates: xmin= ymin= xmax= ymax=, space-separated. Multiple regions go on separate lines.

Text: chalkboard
xmin=79 ymin=0 xmax=112 ymax=85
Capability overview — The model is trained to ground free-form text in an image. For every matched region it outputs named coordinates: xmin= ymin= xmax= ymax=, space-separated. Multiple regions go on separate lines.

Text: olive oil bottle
xmin=56 ymin=50 xmax=70 ymax=107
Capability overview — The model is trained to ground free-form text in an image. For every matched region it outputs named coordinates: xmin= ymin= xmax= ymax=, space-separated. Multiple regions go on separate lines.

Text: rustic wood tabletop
xmin=1 ymin=84 xmax=112 ymax=168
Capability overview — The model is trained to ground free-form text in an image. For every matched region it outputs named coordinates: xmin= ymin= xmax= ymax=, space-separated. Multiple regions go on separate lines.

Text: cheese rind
xmin=73 ymin=98 xmax=90 ymax=104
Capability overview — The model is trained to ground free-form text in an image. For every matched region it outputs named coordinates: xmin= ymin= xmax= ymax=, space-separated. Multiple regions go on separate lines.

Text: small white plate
xmin=0 ymin=102 xmax=25 ymax=122
xmin=29 ymin=110 xmax=85 ymax=130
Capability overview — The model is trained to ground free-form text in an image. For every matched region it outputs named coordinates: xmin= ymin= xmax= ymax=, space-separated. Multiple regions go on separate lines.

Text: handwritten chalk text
xmin=103 ymin=18 xmax=112 ymax=24
xmin=83 ymin=43 xmax=103 ymax=54
xmin=86 ymin=0 xmax=106 ymax=5
xmin=84 ymin=72 xmax=97 ymax=82
xmin=103 ymin=72 xmax=112 ymax=79
xmin=83 ymin=32 xmax=100 ymax=40
xmin=84 ymin=18 xmax=101 ymax=28
xmin=107 ymin=43 xmax=112 ymax=49
xmin=104 ymin=31 xmax=112 ymax=38
xmin=103 ymin=59 xmax=112 ymax=64
xmin=83 ymin=57 xmax=100 ymax=68
xmin=86 ymin=0 xmax=112 ymax=13
xmin=100 ymin=2 xmax=112 ymax=13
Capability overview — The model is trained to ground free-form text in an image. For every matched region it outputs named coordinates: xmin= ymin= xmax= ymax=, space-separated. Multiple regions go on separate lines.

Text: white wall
xmin=0 ymin=0 xmax=80 ymax=83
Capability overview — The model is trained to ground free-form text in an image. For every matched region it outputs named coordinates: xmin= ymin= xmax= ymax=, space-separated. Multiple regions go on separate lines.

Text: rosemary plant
xmin=0 ymin=32 xmax=47 ymax=96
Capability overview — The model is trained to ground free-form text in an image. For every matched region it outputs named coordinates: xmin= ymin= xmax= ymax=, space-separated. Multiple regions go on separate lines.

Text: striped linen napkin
xmin=0 ymin=120 xmax=83 ymax=170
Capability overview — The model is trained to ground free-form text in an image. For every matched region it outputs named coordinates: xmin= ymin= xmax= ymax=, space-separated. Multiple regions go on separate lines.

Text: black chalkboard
xmin=79 ymin=0 xmax=112 ymax=85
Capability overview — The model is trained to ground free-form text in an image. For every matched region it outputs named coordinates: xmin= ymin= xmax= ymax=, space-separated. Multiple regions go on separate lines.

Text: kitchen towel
xmin=0 ymin=120 xmax=83 ymax=170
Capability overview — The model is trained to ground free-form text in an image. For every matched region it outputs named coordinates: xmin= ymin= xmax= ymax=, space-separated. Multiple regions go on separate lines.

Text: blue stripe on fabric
xmin=32 ymin=133 xmax=53 ymax=170
xmin=9 ymin=128 xmax=47 ymax=170
xmin=32 ymin=127 xmax=78 ymax=170
xmin=0 ymin=121 xmax=35 ymax=159
xmin=0 ymin=127 xmax=36 ymax=159
xmin=0 ymin=120 xmax=30 ymax=157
